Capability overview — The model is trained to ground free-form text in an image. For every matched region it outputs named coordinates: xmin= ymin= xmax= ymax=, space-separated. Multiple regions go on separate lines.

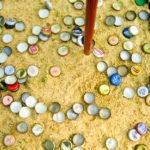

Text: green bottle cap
xmin=135 ymin=0 xmax=147 ymax=6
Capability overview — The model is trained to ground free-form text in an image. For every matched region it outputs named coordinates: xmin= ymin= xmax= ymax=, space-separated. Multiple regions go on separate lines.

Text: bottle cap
xmin=74 ymin=0 xmax=84 ymax=10
xmin=50 ymin=66 xmax=61 ymax=77
xmin=112 ymin=1 xmax=123 ymax=10
xmin=27 ymin=65 xmax=39 ymax=77
xmin=35 ymin=102 xmax=47 ymax=114
xmin=135 ymin=144 xmax=148 ymax=150
xmin=38 ymin=9 xmax=49 ymax=19
xmin=74 ymin=17 xmax=85 ymax=26
xmin=122 ymin=27 xmax=133 ymax=39
xmin=60 ymin=140 xmax=72 ymax=150
xmin=51 ymin=23 xmax=61 ymax=34
xmin=99 ymin=107 xmax=111 ymax=119
xmin=105 ymin=15 xmax=116 ymax=26
xmin=32 ymin=124 xmax=44 ymax=136
xmin=136 ymin=122 xmax=148 ymax=135
xmin=114 ymin=16 xmax=123 ymax=26
xmin=117 ymin=65 xmax=129 ymax=77
xmin=17 ymin=122 xmax=28 ymax=133
xmin=125 ymin=11 xmax=136 ymax=21
xmin=4 ymin=18 xmax=16 ymax=29
xmin=108 ymin=35 xmax=119 ymax=46
xmin=93 ymin=48 xmax=104 ymax=58
xmin=72 ymin=27 xmax=82 ymax=36
xmin=15 ymin=21 xmax=25 ymax=31
xmin=0 ymin=52 xmax=8 ymax=63
xmin=87 ymin=104 xmax=99 ymax=116
xmin=99 ymin=84 xmax=110 ymax=95
xmin=28 ymin=45 xmax=38 ymax=54
xmin=27 ymin=36 xmax=38 ymax=45
xmin=45 ymin=0 xmax=53 ymax=10
xmin=6 ymin=81 xmax=20 ymax=92
xmin=135 ymin=0 xmax=147 ymax=6
xmin=10 ymin=101 xmax=22 ymax=113
xmin=32 ymin=25 xmax=42 ymax=35
xmin=49 ymin=102 xmax=61 ymax=114
xmin=123 ymin=87 xmax=135 ymax=99
xmin=41 ymin=27 xmax=51 ymax=36
xmin=110 ymin=73 xmax=122 ymax=86
xmin=17 ymin=42 xmax=28 ymax=53
xmin=97 ymin=61 xmax=108 ymax=72
xmin=120 ymin=50 xmax=130 ymax=61
xmin=139 ymin=10 xmax=149 ymax=21
xmin=107 ymin=66 xmax=118 ymax=77
xmin=67 ymin=109 xmax=79 ymax=120
xmin=2 ymin=46 xmax=12 ymax=56
xmin=52 ymin=111 xmax=65 ymax=123
xmin=131 ymin=53 xmax=142 ymax=64
xmin=57 ymin=46 xmax=69 ymax=57
xmin=21 ymin=92 xmax=30 ymax=103
xmin=83 ymin=92 xmax=95 ymax=104
xmin=5 ymin=75 xmax=17 ymax=85
xmin=142 ymin=43 xmax=150 ymax=54
xmin=72 ymin=134 xmax=85 ymax=146
xmin=2 ymin=95 xmax=14 ymax=106
xmin=73 ymin=103 xmax=84 ymax=114
xmin=123 ymin=41 xmax=134 ymax=51
xmin=129 ymin=26 xmax=139 ymax=36
xmin=2 ymin=33 xmax=13 ymax=43
xmin=18 ymin=77 xmax=28 ymax=84
xmin=16 ymin=69 xmax=27 ymax=79
xmin=25 ymin=96 xmax=37 ymax=108
xmin=43 ymin=140 xmax=55 ymax=150
xmin=4 ymin=135 xmax=15 ymax=147
xmin=128 ymin=129 xmax=141 ymax=141
xmin=39 ymin=33 xmax=49 ymax=41
xmin=19 ymin=107 xmax=31 ymax=118
xmin=137 ymin=86 xmax=149 ymax=98
xmin=77 ymin=36 xmax=84 ymax=47
xmin=60 ymin=31 xmax=71 ymax=42
xmin=4 ymin=65 xmax=15 ymax=76
xmin=131 ymin=65 xmax=141 ymax=76
xmin=63 ymin=15 xmax=74 ymax=26
xmin=97 ymin=0 xmax=103 ymax=7
xmin=105 ymin=138 xmax=118 ymax=150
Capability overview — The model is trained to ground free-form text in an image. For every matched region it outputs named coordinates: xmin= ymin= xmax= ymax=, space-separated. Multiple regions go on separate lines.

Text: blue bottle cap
xmin=122 ymin=28 xmax=133 ymax=39
xmin=110 ymin=73 xmax=122 ymax=86
xmin=136 ymin=123 xmax=148 ymax=135
xmin=2 ymin=46 xmax=12 ymax=56
xmin=72 ymin=27 xmax=83 ymax=36
xmin=4 ymin=65 xmax=15 ymax=75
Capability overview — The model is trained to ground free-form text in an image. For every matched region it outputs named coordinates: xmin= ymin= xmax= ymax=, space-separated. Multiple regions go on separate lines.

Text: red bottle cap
xmin=6 ymin=82 xmax=19 ymax=92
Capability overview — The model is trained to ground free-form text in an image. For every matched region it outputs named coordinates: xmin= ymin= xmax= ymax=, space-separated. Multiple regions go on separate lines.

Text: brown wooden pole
xmin=84 ymin=0 xmax=98 ymax=55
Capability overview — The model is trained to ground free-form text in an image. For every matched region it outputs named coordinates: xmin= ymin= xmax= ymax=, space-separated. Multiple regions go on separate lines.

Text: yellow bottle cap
xmin=131 ymin=65 xmax=141 ymax=76
xmin=99 ymin=84 xmax=110 ymax=95
xmin=135 ymin=144 xmax=148 ymax=150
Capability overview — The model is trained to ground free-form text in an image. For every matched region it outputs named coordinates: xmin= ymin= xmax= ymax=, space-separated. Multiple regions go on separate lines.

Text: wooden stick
xmin=84 ymin=0 xmax=98 ymax=55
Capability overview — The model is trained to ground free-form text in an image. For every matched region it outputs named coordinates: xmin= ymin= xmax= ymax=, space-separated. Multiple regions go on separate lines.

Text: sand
xmin=0 ymin=0 xmax=150 ymax=149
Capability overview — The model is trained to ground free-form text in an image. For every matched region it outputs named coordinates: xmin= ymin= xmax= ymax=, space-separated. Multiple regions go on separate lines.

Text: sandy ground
xmin=0 ymin=0 xmax=150 ymax=149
